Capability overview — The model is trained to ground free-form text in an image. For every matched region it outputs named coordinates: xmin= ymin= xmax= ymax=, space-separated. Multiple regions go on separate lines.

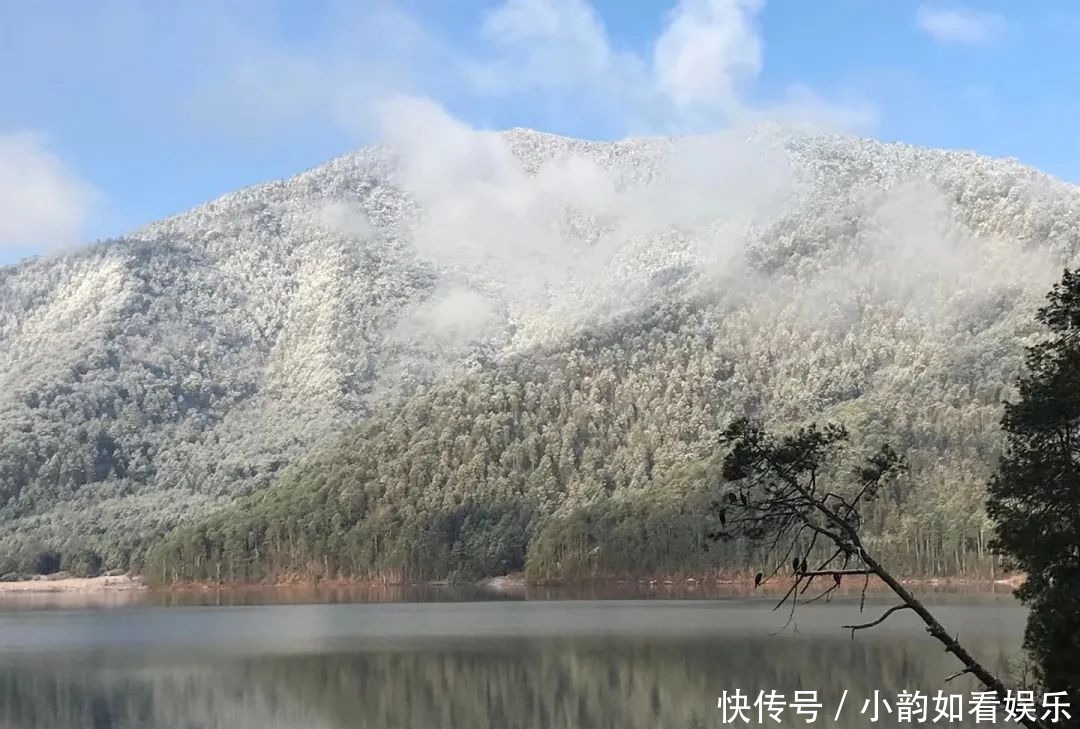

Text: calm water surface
xmin=0 ymin=589 xmax=1026 ymax=729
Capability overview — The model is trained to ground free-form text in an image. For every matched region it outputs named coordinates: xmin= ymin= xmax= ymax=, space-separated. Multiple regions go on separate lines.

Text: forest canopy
xmin=3 ymin=129 xmax=1080 ymax=581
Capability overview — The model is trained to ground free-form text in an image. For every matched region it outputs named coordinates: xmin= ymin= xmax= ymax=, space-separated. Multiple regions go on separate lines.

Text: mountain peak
xmin=2 ymin=129 xmax=1080 ymax=572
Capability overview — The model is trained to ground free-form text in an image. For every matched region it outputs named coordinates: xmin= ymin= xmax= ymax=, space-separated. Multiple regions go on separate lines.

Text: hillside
xmin=2 ymin=127 xmax=1080 ymax=577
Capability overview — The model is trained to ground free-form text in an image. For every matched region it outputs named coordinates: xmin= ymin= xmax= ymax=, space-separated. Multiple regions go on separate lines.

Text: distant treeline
xmin=137 ymin=298 xmax=1013 ymax=585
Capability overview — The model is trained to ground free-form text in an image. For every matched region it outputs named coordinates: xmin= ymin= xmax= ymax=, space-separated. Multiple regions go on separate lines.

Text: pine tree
xmin=988 ymin=268 xmax=1080 ymax=709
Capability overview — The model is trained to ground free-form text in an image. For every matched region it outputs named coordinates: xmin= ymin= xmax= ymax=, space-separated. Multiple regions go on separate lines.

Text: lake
xmin=0 ymin=590 xmax=1027 ymax=728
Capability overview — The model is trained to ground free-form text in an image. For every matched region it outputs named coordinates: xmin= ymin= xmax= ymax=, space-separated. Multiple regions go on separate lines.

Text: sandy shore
xmin=0 ymin=574 xmax=145 ymax=594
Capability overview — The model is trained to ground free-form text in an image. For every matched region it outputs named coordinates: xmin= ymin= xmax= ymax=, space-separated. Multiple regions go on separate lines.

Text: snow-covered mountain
xmin=1 ymin=127 xmax=1078 ymax=569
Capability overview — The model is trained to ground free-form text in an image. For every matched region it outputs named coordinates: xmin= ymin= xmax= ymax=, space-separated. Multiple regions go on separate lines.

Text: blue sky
xmin=1 ymin=0 xmax=1078 ymax=263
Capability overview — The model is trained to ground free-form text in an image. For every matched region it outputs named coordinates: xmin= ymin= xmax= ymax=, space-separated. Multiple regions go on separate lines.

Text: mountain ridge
xmin=1 ymin=126 xmax=1078 ymax=575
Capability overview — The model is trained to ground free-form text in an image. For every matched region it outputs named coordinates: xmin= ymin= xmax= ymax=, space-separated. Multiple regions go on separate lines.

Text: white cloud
xmin=469 ymin=0 xmax=871 ymax=135
xmin=478 ymin=0 xmax=624 ymax=89
xmin=374 ymin=95 xmax=604 ymax=285
xmin=395 ymin=285 xmax=503 ymax=350
xmin=653 ymin=0 xmax=763 ymax=113
xmin=313 ymin=201 xmax=373 ymax=238
xmin=375 ymin=94 xmax=799 ymax=344
xmin=0 ymin=132 xmax=96 ymax=250
xmin=4 ymin=0 xmax=875 ymax=150
xmin=916 ymin=5 xmax=1004 ymax=45
xmin=0 ymin=0 xmax=878 ymax=260
xmin=744 ymin=85 xmax=879 ymax=133
xmin=189 ymin=4 xmax=462 ymax=139
xmin=467 ymin=0 xmax=654 ymax=135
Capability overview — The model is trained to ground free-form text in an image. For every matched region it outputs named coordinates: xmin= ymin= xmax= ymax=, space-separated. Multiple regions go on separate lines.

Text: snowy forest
xmin=3 ymin=124 xmax=1080 ymax=582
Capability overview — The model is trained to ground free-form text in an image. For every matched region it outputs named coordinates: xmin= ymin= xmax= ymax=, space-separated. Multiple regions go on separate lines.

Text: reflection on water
xmin=0 ymin=599 xmax=1025 ymax=729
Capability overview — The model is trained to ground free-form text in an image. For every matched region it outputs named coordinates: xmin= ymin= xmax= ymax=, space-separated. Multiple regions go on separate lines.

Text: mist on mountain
xmin=0 ymin=104 xmax=1077 ymax=574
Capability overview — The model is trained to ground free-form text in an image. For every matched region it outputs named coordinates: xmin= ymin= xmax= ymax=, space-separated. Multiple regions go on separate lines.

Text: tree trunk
xmin=860 ymin=549 xmax=1047 ymax=729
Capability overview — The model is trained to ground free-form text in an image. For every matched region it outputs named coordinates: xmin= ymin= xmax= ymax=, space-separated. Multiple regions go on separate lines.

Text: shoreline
xmin=482 ymin=572 xmax=1026 ymax=595
xmin=0 ymin=574 xmax=145 ymax=594
xmin=0 ymin=570 xmax=1024 ymax=597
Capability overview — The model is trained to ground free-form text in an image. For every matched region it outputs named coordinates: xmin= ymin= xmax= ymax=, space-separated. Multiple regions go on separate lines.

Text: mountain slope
xmin=1 ymin=127 xmax=1079 ymax=574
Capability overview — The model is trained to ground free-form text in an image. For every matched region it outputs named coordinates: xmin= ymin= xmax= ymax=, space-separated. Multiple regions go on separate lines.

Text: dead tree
xmin=711 ymin=418 xmax=1047 ymax=729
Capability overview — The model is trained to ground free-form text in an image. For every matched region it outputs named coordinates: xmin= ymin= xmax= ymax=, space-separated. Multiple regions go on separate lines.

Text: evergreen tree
xmin=988 ymin=268 xmax=1080 ymax=711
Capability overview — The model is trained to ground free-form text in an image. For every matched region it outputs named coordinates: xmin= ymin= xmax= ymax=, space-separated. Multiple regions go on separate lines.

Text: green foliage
xmin=141 ymin=285 xmax=1022 ymax=584
xmin=2 ymin=128 xmax=1076 ymax=584
xmin=988 ymin=268 xmax=1080 ymax=707
xmin=524 ymin=489 xmax=765 ymax=582
xmin=61 ymin=547 xmax=104 ymax=578
xmin=5 ymin=130 xmax=1076 ymax=585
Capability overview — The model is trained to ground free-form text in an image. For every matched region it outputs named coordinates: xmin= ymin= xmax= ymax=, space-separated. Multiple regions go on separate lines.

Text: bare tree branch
xmin=945 ymin=667 xmax=974 ymax=683
xmin=804 ymin=582 xmax=840 ymax=604
xmin=716 ymin=419 xmax=1049 ymax=729
xmin=800 ymin=569 xmax=874 ymax=578
xmin=842 ymin=604 xmax=913 ymax=638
